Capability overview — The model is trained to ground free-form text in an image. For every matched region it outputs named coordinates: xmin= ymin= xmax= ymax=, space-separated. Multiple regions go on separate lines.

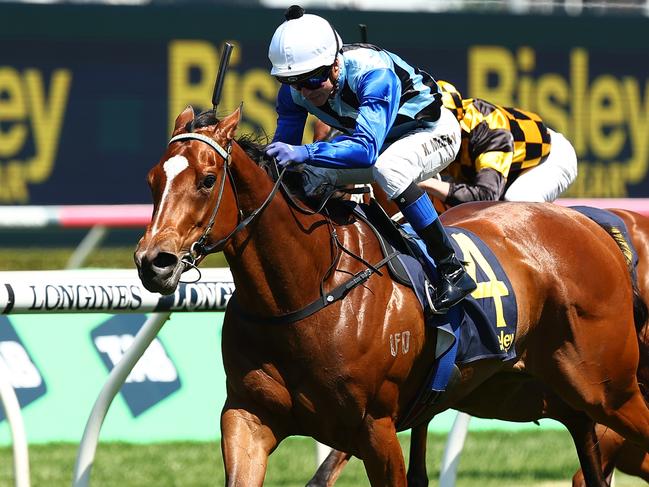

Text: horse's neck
xmin=224 ymin=146 xmax=332 ymax=317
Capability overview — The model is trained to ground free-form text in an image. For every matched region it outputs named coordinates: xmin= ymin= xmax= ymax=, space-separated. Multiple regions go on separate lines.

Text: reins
xmin=167 ymin=130 xmax=399 ymax=324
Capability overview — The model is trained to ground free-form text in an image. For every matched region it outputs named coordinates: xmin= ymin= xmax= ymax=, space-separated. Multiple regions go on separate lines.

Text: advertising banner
xmin=0 ymin=311 xmax=227 ymax=444
xmin=0 ymin=5 xmax=648 ymax=204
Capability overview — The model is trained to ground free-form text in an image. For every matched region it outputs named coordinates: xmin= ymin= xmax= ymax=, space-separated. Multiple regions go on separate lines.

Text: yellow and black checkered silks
xmin=437 ymin=81 xmax=551 ymax=186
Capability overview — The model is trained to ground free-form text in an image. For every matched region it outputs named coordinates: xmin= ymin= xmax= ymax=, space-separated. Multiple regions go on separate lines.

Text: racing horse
xmin=307 ymin=207 xmax=649 ymax=487
xmin=571 ymin=208 xmax=649 ymax=485
xmin=134 ymin=106 xmax=649 ymax=487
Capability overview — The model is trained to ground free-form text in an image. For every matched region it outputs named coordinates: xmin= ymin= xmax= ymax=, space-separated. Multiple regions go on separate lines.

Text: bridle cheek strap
xmin=168 ymin=132 xmax=233 ymax=263
xmin=167 ymin=132 xmax=286 ymax=263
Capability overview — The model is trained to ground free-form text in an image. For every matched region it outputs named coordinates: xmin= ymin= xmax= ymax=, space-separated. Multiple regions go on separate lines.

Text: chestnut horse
xmin=308 ymin=207 xmax=649 ymax=487
xmin=135 ymin=106 xmax=649 ymax=487
xmin=571 ymin=208 xmax=649 ymax=485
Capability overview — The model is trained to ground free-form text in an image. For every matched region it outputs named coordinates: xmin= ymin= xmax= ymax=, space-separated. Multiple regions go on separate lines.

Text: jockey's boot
xmin=395 ymin=182 xmax=476 ymax=314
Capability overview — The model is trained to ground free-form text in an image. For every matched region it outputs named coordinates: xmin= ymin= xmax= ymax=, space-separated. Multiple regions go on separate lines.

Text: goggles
xmin=276 ymin=65 xmax=331 ymax=90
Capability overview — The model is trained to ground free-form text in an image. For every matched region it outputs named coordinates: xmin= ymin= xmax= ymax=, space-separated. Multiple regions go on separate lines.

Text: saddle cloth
xmin=399 ymin=224 xmax=518 ymax=368
xmin=351 ymin=201 xmax=518 ymax=393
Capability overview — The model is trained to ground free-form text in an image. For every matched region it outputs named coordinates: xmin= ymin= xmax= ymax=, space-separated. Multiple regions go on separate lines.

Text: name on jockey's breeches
xmin=421 ymin=134 xmax=457 ymax=157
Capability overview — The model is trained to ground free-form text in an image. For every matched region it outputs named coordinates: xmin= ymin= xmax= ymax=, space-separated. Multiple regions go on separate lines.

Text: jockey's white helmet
xmin=268 ymin=8 xmax=342 ymax=80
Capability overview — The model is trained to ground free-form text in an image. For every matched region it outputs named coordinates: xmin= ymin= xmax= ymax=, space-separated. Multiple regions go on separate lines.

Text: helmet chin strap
xmin=327 ymin=58 xmax=340 ymax=99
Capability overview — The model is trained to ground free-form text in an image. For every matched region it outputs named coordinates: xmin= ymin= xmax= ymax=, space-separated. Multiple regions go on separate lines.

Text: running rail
xmin=0 ymin=268 xmax=234 ymax=487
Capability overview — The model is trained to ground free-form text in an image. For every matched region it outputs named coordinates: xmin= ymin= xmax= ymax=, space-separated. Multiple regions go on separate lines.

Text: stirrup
xmin=424 ymin=280 xmax=447 ymax=315
xmin=425 ymin=268 xmax=476 ymax=314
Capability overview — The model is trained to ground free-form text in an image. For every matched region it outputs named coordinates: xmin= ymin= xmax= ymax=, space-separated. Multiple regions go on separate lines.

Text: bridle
xmin=167 ymin=131 xmax=289 ymax=273
xmin=166 ymin=128 xmax=398 ymax=324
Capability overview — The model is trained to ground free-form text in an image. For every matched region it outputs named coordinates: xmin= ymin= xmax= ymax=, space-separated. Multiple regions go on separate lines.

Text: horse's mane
xmin=187 ymin=109 xmax=308 ymax=197
xmin=188 ymin=110 xmax=270 ymax=166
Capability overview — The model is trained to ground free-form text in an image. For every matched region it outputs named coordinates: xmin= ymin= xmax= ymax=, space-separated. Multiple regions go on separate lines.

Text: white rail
xmin=0 ymin=369 xmax=30 ymax=487
xmin=0 ymin=268 xmax=234 ymax=487
xmin=72 ymin=312 xmax=171 ymax=487
xmin=0 ymin=268 xmax=234 ymax=315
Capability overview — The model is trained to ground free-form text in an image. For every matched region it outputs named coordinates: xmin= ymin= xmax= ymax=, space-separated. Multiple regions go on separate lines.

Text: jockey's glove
xmin=265 ymin=142 xmax=309 ymax=168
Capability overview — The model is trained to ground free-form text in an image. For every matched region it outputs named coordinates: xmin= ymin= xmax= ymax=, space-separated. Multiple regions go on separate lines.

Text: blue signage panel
xmin=0 ymin=316 xmax=47 ymax=421
xmin=91 ymin=314 xmax=180 ymax=417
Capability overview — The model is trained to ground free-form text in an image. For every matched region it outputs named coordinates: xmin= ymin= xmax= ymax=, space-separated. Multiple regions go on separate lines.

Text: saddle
xmin=344 ymin=198 xmax=520 ymax=429
xmin=272 ymin=169 xmax=519 ymax=427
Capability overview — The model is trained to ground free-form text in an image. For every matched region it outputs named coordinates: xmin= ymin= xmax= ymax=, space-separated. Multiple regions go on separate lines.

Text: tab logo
xmin=91 ymin=314 xmax=180 ymax=417
xmin=0 ymin=317 xmax=47 ymax=421
xmin=0 ymin=67 xmax=72 ymax=202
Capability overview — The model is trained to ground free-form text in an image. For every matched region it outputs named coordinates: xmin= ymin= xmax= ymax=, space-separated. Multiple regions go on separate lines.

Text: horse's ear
xmin=216 ymin=104 xmax=243 ymax=141
xmin=172 ymin=106 xmax=195 ymax=135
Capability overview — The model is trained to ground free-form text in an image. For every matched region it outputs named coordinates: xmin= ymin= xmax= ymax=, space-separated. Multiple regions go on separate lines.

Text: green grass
xmin=0 ymin=431 xmax=643 ymax=486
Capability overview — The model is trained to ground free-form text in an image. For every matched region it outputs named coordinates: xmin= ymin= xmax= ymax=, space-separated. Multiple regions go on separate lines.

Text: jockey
xmin=264 ymin=5 xmax=476 ymax=314
xmin=419 ymin=80 xmax=578 ymax=208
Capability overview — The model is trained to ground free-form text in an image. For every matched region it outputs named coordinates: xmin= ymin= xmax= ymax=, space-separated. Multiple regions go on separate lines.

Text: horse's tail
xmin=632 ymin=288 xmax=649 ymax=336
xmin=601 ymin=225 xmax=649 ymax=333
xmin=599 ymin=223 xmax=649 ymax=401
xmin=632 ymin=289 xmax=649 ymax=404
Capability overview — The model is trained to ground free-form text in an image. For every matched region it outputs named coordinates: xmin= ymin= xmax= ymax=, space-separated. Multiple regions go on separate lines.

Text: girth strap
xmin=229 ymin=251 xmax=399 ymax=325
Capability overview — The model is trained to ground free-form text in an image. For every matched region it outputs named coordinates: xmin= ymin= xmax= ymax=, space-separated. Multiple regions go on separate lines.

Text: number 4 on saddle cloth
xmin=352 ymin=200 xmax=519 ymax=405
xmin=352 ymin=201 xmax=640 ymax=414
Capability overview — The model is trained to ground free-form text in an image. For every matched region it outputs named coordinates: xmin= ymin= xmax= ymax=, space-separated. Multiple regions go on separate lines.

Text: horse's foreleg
xmin=359 ymin=416 xmax=407 ymax=487
xmin=613 ymin=433 xmax=649 ymax=482
xmin=406 ymin=423 xmax=429 ymax=487
xmin=561 ymin=414 xmax=610 ymax=487
xmin=572 ymin=425 xmax=625 ymax=487
xmin=306 ymin=449 xmax=351 ymax=487
xmin=221 ymin=404 xmax=282 ymax=487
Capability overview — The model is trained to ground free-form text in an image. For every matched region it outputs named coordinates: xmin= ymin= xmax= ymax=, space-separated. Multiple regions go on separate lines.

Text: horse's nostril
xmin=152 ymin=252 xmax=178 ymax=270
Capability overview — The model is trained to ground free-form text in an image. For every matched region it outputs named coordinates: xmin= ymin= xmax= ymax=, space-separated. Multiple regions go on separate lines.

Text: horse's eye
xmin=203 ymin=174 xmax=217 ymax=189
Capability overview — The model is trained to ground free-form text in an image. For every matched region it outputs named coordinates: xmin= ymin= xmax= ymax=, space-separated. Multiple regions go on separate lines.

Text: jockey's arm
xmin=304 ymin=68 xmax=400 ymax=169
xmin=443 ymin=168 xmax=506 ymax=206
xmin=436 ymin=115 xmax=513 ymax=206
xmin=273 ymin=84 xmax=308 ymax=145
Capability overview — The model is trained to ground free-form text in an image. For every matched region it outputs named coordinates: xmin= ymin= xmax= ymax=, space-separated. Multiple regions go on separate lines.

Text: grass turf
xmin=0 ymin=431 xmax=644 ymax=486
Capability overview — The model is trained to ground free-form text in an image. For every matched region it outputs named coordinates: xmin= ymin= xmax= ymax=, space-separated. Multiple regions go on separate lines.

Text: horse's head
xmin=134 ymin=105 xmax=242 ymax=294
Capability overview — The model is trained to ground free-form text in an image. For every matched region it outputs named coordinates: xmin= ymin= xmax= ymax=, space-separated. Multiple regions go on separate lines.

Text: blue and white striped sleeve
xmin=304 ymin=68 xmax=401 ymax=169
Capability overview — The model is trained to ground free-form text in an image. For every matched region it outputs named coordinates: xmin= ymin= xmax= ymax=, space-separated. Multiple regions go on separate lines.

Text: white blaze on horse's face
xmin=150 ymin=155 xmax=189 ymax=235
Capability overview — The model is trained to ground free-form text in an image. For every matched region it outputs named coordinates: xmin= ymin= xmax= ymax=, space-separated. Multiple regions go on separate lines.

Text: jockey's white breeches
xmin=302 ymin=107 xmax=461 ymax=199
xmin=504 ymin=129 xmax=578 ymax=202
